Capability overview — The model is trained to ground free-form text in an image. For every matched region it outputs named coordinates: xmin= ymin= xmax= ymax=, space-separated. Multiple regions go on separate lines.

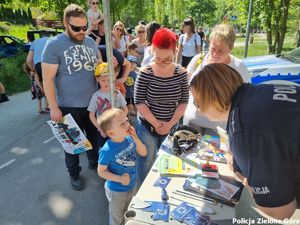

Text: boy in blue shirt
xmin=97 ymin=108 xmax=147 ymax=225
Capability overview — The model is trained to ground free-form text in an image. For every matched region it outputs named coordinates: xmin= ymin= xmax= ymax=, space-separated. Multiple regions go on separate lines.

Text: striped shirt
xmin=134 ymin=65 xmax=189 ymax=121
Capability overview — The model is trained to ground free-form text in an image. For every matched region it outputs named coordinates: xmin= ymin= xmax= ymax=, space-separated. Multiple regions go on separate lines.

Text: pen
xmin=174 ymin=190 xmax=217 ymax=204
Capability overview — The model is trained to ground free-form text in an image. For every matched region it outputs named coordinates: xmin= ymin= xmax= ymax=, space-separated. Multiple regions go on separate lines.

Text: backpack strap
xmin=195 ymin=53 xmax=205 ymax=70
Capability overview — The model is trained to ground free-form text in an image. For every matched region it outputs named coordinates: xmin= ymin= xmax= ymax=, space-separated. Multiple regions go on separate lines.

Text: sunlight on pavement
xmin=41 ymin=221 xmax=57 ymax=225
xmin=48 ymin=192 xmax=73 ymax=219
xmin=2 ymin=222 xmax=22 ymax=225
xmin=30 ymin=157 xmax=44 ymax=164
xmin=10 ymin=147 xmax=28 ymax=155
xmin=49 ymin=148 xmax=62 ymax=154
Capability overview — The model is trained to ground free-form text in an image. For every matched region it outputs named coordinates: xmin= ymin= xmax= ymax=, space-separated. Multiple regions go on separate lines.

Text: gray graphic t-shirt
xmin=87 ymin=90 xmax=127 ymax=117
xmin=42 ymin=33 xmax=99 ymax=107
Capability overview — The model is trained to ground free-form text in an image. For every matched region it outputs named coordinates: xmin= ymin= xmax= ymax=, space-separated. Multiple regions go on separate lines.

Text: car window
xmin=3 ymin=37 xmax=17 ymax=45
xmin=282 ymin=47 xmax=300 ymax=63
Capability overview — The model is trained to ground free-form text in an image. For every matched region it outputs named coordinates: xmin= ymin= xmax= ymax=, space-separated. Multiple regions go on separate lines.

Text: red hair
xmin=152 ymin=28 xmax=177 ymax=50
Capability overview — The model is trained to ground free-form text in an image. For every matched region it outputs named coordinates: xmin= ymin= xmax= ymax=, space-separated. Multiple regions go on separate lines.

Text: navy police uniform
xmin=226 ymin=83 xmax=300 ymax=207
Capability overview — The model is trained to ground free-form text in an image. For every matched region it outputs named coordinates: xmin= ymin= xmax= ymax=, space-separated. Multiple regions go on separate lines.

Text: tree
xmin=185 ymin=0 xmax=217 ymax=26
xmin=27 ymin=7 xmax=32 ymax=24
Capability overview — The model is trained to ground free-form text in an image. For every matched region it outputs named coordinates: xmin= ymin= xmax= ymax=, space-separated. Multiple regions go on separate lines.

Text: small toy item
xmin=201 ymin=156 xmax=218 ymax=172
xmin=161 ymin=189 xmax=169 ymax=202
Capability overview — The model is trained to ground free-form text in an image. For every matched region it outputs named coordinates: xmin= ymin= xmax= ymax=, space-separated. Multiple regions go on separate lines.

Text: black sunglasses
xmin=92 ymin=2 xmax=99 ymax=5
xmin=67 ymin=20 xmax=88 ymax=32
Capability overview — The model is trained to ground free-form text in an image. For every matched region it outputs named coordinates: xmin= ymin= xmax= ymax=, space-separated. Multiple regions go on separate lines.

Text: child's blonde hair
xmin=97 ymin=108 xmax=123 ymax=135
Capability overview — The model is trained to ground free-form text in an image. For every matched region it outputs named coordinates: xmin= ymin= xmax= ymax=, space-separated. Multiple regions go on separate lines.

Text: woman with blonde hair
xmin=183 ymin=23 xmax=249 ymax=135
xmin=131 ymin=24 xmax=147 ymax=66
xmin=112 ymin=21 xmax=129 ymax=55
xmin=190 ymin=63 xmax=300 ymax=220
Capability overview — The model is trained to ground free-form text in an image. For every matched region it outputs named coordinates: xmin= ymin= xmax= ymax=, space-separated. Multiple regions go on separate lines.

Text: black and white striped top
xmin=134 ymin=65 xmax=189 ymax=121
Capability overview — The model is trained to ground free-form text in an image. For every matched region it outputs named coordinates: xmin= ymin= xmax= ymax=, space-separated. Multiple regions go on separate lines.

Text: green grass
xmin=232 ymin=33 xmax=296 ymax=58
xmin=0 ymin=53 xmax=30 ymax=95
xmin=0 ymin=22 xmax=50 ymax=41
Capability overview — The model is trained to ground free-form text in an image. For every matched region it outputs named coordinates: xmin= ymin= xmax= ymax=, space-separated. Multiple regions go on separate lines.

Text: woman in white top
xmin=175 ymin=17 xmax=202 ymax=68
xmin=183 ymin=24 xmax=249 ymax=134
xmin=112 ymin=21 xmax=129 ymax=56
xmin=131 ymin=24 xmax=147 ymax=67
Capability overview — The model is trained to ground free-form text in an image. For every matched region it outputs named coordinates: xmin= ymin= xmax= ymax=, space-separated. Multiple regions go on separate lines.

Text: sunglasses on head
xmin=67 ymin=20 xmax=88 ymax=32
xmin=92 ymin=2 xmax=99 ymax=5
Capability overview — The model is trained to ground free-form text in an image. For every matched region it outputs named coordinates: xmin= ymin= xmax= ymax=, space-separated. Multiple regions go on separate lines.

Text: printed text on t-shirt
xmin=64 ymin=45 xmax=98 ymax=75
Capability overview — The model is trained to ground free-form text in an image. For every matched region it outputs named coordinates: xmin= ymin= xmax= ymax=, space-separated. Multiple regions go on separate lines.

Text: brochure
xmin=183 ymin=175 xmax=242 ymax=205
xmin=157 ymin=154 xmax=202 ymax=177
xmin=47 ymin=113 xmax=92 ymax=154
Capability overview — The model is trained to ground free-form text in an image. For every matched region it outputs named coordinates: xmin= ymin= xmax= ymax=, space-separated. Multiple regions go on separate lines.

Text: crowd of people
xmin=1 ymin=1 xmax=298 ymax=223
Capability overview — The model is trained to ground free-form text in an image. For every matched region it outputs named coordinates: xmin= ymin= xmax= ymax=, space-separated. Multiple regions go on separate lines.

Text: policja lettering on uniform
xmin=273 ymin=85 xmax=297 ymax=103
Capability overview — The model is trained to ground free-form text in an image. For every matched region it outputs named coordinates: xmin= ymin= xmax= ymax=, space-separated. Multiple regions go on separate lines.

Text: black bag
xmin=169 ymin=125 xmax=201 ymax=156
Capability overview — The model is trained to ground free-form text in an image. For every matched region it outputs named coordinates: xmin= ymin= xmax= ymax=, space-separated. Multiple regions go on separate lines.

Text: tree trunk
xmin=274 ymin=0 xmax=284 ymax=51
xmin=276 ymin=0 xmax=290 ymax=54
xmin=265 ymin=0 xmax=275 ymax=54
xmin=296 ymin=11 xmax=300 ymax=47
xmin=297 ymin=28 xmax=300 ymax=47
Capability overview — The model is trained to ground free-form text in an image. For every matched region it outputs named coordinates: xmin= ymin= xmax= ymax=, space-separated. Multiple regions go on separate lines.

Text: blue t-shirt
xmin=227 ymin=83 xmax=300 ymax=207
xmin=125 ymin=71 xmax=137 ymax=99
xmin=29 ymin=37 xmax=49 ymax=65
xmin=42 ymin=33 xmax=98 ymax=107
xmin=98 ymin=136 xmax=137 ymax=192
xmin=179 ymin=33 xmax=201 ymax=57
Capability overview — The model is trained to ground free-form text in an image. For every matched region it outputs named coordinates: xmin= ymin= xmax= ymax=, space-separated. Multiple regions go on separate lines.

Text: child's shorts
xmin=126 ymin=98 xmax=135 ymax=105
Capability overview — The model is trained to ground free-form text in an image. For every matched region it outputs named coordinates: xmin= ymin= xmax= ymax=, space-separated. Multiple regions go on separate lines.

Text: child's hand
xmin=127 ymin=126 xmax=137 ymax=138
xmin=120 ymin=173 xmax=130 ymax=185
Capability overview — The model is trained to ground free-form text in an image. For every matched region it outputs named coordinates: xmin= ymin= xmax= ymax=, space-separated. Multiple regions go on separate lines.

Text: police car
xmin=242 ymin=47 xmax=300 ymax=85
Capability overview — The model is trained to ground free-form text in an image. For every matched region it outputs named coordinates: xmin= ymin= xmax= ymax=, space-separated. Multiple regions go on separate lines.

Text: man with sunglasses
xmin=42 ymin=4 xmax=102 ymax=190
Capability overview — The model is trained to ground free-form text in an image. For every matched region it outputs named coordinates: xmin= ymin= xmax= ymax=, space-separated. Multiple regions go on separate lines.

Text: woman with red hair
xmin=134 ymin=28 xmax=189 ymax=185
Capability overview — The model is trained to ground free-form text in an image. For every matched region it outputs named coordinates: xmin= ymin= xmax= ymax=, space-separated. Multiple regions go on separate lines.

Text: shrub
xmin=0 ymin=53 xmax=30 ymax=95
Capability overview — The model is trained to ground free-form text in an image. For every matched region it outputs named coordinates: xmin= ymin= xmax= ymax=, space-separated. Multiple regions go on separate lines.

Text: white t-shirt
xmin=87 ymin=8 xmax=101 ymax=30
xmin=183 ymin=54 xmax=249 ymax=130
xmin=113 ymin=36 xmax=128 ymax=54
xmin=141 ymin=46 xmax=153 ymax=67
xmin=87 ymin=90 xmax=127 ymax=117
xmin=178 ymin=33 xmax=201 ymax=57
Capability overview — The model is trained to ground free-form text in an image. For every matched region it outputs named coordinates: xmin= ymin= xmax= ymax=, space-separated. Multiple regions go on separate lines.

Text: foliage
xmin=0 ymin=5 xmax=32 ymax=24
xmin=0 ymin=53 xmax=30 ymax=94
xmin=185 ymin=0 xmax=217 ymax=26
xmin=0 ymin=24 xmax=35 ymax=40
